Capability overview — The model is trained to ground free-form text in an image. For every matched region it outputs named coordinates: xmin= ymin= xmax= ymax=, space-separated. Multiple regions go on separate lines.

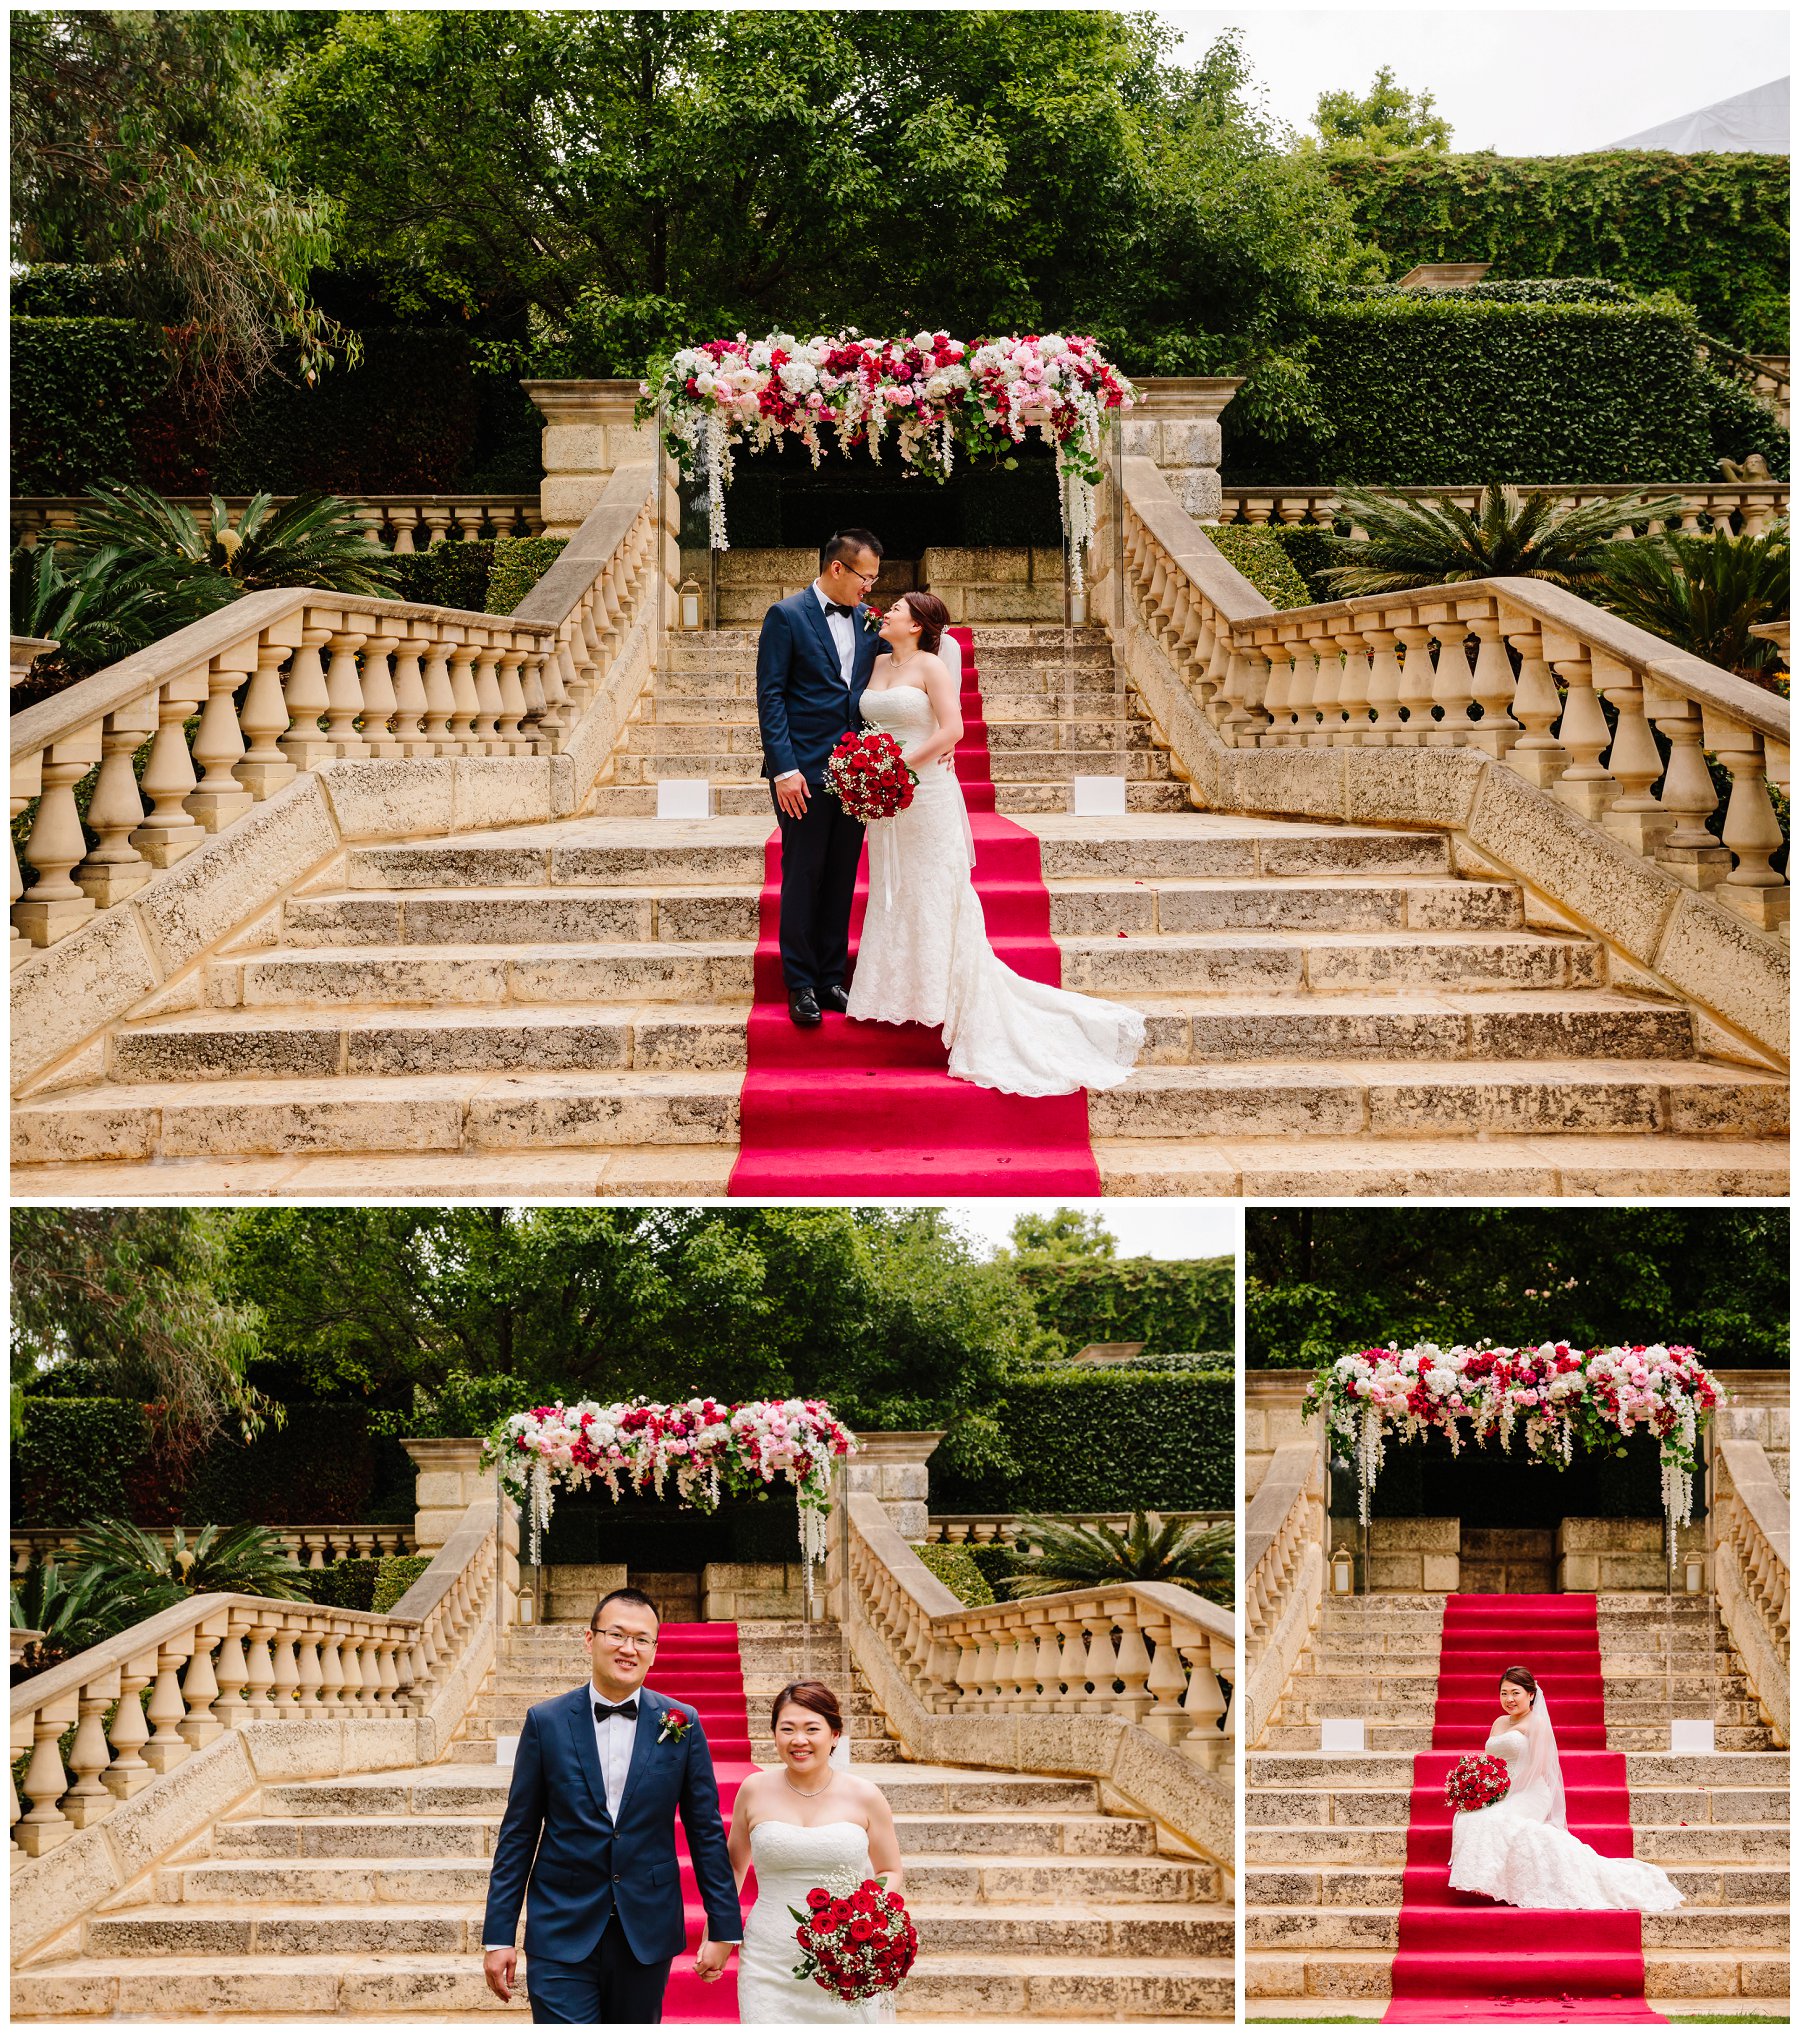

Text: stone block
xmin=1656 ymin=888 xmax=1789 ymax=1057
xmin=317 ymin=757 xmax=458 ymax=841
xmin=1157 ymin=419 xmax=1223 ymax=468
xmin=238 ymin=1718 xmax=345 ymax=1783
xmin=1421 ymin=1555 xmax=1461 ymax=1591
xmin=104 ymin=1732 xmax=257 ymax=1884
xmin=11 ymin=902 xmax=163 ymax=1089
xmin=1345 ymin=745 xmax=1488 ymax=832
xmin=451 ymin=756 xmax=562 ymax=833
xmin=1166 ymin=469 xmax=1223 ymax=521
xmin=1372 ymin=1518 xmax=1460 ymax=1555
xmin=413 ymin=1470 xmax=467 ymax=1510
xmin=920 ymin=547 xmax=1033 ymax=585
xmin=414 ymin=1506 xmax=468 ymax=1547
xmin=9 ymin=1819 xmax=121 ymax=1960
xmin=1369 ymin=1554 xmax=1422 ymax=1591
xmin=1561 ymin=1553 xmax=1601 ymax=1591
xmin=885 ymin=1499 xmax=929 ymax=1541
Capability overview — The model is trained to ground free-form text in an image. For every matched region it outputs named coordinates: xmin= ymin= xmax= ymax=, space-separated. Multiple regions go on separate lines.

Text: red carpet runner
xmin=1384 ymin=1593 xmax=1664 ymax=2024
xmin=729 ymin=625 xmax=1103 ymax=1194
xmin=640 ymin=1622 xmax=754 ymax=2022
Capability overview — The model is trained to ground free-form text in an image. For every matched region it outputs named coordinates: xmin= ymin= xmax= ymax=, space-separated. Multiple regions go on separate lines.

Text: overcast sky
xmin=1156 ymin=8 xmax=1788 ymax=153
xmin=946 ymin=1199 xmax=1240 ymax=1261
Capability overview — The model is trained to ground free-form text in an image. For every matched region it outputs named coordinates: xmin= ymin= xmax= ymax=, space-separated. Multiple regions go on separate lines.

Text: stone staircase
xmin=13 ymin=1618 xmax=1231 ymax=2022
xmin=1245 ymin=1593 xmax=1789 ymax=2017
xmin=11 ymin=622 xmax=1788 ymax=1197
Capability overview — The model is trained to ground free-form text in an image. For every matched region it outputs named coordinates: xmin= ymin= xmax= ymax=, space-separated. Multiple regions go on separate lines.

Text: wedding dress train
xmin=847 ymin=677 xmax=1144 ymax=1096
xmin=735 ymin=1820 xmax=895 ymax=2025
xmin=1449 ymin=1701 xmax=1684 ymax=1912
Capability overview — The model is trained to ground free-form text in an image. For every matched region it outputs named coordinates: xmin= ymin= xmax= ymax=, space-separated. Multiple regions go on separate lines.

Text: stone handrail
xmin=11 ymin=461 xmax=661 ymax=954
xmin=928 ymin=1510 xmax=1231 ymax=1545
xmin=838 ymin=1492 xmax=1234 ymax=1866
xmin=1712 ymin=1436 xmax=1790 ymax=1746
xmin=1243 ymin=1440 xmax=1325 ymax=1749
xmin=1220 ymin=480 xmax=1788 ymax=537
xmin=1105 ymin=457 xmax=1789 ymax=1055
xmin=9 ymin=1497 xmax=494 ymax=1866
xmin=13 ymin=493 xmax=546 ymax=552
xmin=11 ymin=1524 xmax=414 ymax=1575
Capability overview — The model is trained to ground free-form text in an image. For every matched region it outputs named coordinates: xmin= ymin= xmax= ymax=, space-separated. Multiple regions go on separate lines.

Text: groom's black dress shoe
xmin=788 ymin=987 xmax=822 ymax=1027
xmin=818 ymin=983 xmax=851 ymax=1013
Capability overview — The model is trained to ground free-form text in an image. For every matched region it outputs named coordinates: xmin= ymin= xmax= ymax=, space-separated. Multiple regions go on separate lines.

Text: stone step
xmin=610 ymin=746 xmax=1177 ymax=783
xmin=281 ymin=887 xmax=766 ymax=947
xmin=1240 ymin=1904 xmax=1789 ymax=1952
xmin=1248 ymin=1783 xmax=1790 ymax=1826
xmin=647 ymin=676 xmax=1130 ymax=712
xmin=1045 ymin=877 xmax=1525 ymax=935
xmin=1029 ymin=816 xmax=1455 ymax=879
xmin=345 ymin=823 xmax=772 ymax=891
xmin=1244 ymin=1944 xmax=1782 ymax=2007
xmin=620 ymin=716 xmax=1162 ymax=754
xmin=659 ymin=627 xmax=1114 ymax=670
xmin=584 ymin=779 xmax=1198 ymax=816
xmin=1243 ymin=1859 xmax=1788 ymax=1909
xmin=1244 ymin=1822 xmax=1787 ymax=1867
xmin=1279 ymin=1670 xmax=1754 ymax=1706
xmin=1094 ymin=1133 xmax=1790 ymax=1196
xmin=227 ymin=940 xmax=755 ymax=1007
xmin=1247 ymin=1751 xmax=1787 ymax=1789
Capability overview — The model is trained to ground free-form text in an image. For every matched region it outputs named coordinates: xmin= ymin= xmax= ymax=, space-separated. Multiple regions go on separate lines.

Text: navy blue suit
xmin=481 ymin=1684 xmax=741 ymax=2024
xmin=756 ymin=588 xmax=888 ymax=993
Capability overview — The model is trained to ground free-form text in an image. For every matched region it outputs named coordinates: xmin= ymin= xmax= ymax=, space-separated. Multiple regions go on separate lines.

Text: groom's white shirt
xmin=813 ymin=579 xmax=857 ymax=689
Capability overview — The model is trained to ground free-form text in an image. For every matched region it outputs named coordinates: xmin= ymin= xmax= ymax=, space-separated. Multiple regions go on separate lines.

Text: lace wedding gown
xmin=1449 ymin=1726 xmax=1684 ymax=1912
xmin=736 ymin=1820 xmax=896 ymax=2025
xmin=847 ymin=682 xmax=1145 ymax=1096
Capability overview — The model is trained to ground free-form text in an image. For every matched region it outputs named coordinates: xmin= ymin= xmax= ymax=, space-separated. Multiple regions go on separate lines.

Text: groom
xmin=755 ymin=528 xmax=888 ymax=1026
xmin=481 ymin=1587 xmax=742 ymax=2023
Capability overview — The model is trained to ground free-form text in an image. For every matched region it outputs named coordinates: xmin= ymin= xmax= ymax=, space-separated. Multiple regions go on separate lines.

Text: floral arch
xmin=638 ymin=329 xmax=1136 ymax=582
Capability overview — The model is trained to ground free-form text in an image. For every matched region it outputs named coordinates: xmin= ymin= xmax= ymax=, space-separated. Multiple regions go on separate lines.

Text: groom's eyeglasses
xmin=591 ymin=1626 xmax=658 ymax=1651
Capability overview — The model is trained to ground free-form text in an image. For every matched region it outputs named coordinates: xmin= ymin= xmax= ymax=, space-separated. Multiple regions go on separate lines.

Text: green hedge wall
xmin=11 ymin=321 xmax=174 ymax=494
xmin=388 ymin=540 xmax=496 ymax=613
xmin=913 ymin=1544 xmax=996 ymax=1606
xmin=1224 ymin=297 xmax=1713 ymax=486
xmin=373 ymin=1554 xmax=432 ymax=1613
xmin=1018 ymin=1256 xmax=1235 ymax=1356
xmin=1203 ymin=527 xmax=1314 ymax=609
xmin=11 ymin=1399 xmax=413 ymax=1528
xmin=303 ymin=1553 xmax=432 ymax=1613
xmin=1329 ymin=153 xmax=1789 ymax=353
xmin=487 ymin=535 xmax=570 ymax=614
xmin=932 ymin=1370 xmax=1233 ymax=1513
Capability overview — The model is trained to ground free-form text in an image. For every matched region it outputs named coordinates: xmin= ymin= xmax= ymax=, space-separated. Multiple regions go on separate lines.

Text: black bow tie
xmin=594 ymin=1699 xmax=638 ymax=1722
xmin=825 ymin=601 xmax=856 ymax=619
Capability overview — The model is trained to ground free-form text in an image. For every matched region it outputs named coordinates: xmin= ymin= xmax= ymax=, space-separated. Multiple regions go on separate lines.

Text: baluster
xmin=321 ymin=627 xmax=370 ymax=757
xmin=1333 ymin=630 xmax=1373 ymax=744
xmin=335 ymin=1630 xmax=366 ymax=1715
xmin=1501 ymin=627 xmax=1567 ymax=788
xmin=177 ymin=646 xmax=253 ymax=831
xmin=1027 ymin=1613 xmax=1062 ymax=1712
xmin=1259 ymin=642 xmax=1294 ymax=744
xmin=970 ymin=1628 xmax=1001 ymax=1711
xmin=103 ymin=1660 xmax=156 ymax=1798
xmin=390 ymin=506 xmax=420 ymax=554
xmin=446 ymin=645 xmax=482 ymax=750
xmin=1050 ymin=1609 xmax=1091 ymax=1710
xmin=269 ymin=1623 xmax=301 ymax=1715
xmin=15 ymin=1698 xmax=78 ymax=1854
xmin=1219 ymin=647 xmax=1270 ymax=746
xmin=16 ymin=728 xmax=101 ymax=944
xmin=132 ymin=672 xmax=213 ymax=865
xmin=178 ymin=1637 xmax=223 ymax=1748
xmin=420 ymin=506 xmax=453 ymax=549
xmin=1110 ymin=1605 xmax=1153 ymax=1720
xmin=1595 ymin=662 xmax=1669 ymax=855
xmin=420 ymin=641 xmax=457 ymax=753
xmin=358 ymin=631 xmax=403 ymax=757
xmin=1363 ymin=621 xmax=1405 ymax=743
xmin=143 ymin=1640 xmax=196 ymax=1772
xmin=279 ymin=627 xmax=336 ymax=771
xmin=1302 ymin=631 xmax=1340 ymax=745
xmin=496 ymin=651 xmax=530 ymax=753
xmin=374 ymin=1637 xmax=402 ymax=1710
xmin=1711 ymin=722 xmax=1789 ymax=930
xmin=1645 ymin=693 xmax=1732 ymax=890
xmin=61 ymin=1675 xmax=122 ymax=1827
xmin=206 ymin=1624 xmax=248 ymax=1731
xmin=241 ymin=1616 xmax=277 ymax=1721
xmin=1394 ymin=623 xmax=1440 ymax=744
xmin=1142 ymin=1618 xmax=1190 ymax=1744
xmin=525 ymin=649 xmax=564 ymax=747
xmin=1180 ymin=1636 xmax=1230 ymax=1768
xmin=1546 ymin=644 xmax=1617 ymax=818
xmin=75 ymin=701 xmax=158 ymax=907
xmin=1282 ymin=641 xmax=1320 ymax=745
xmin=236 ymin=642 xmax=297 ymax=798
xmin=471 ymin=643 xmax=505 ymax=750
xmin=294 ymin=1629 xmax=325 ymax=1713
xmin=388 ymin=633 xmax=430 ymax=756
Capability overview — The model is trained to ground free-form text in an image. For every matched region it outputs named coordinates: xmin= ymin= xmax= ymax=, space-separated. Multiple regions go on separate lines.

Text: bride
xmin=847 ymin=589 xmax=1145 ymax=1096
xmin=1449 ymin=1665 xmax=1684 ymax=1912
xmin=703 ymin=1679 xmax=904 ymax=2024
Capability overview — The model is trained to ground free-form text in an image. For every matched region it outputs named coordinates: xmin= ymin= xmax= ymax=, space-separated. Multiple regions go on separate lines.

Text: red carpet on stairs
xmin=729 ymin=625 xmax=1104 ymax=1195
xmin=1384 ymin=1594 xmax=1665 ymax=2025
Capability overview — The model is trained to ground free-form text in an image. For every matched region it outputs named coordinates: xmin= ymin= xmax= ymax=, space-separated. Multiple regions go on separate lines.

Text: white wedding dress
xmin=735 ymin=1820 xmax=896 ymax=2025
xmin=1448 ymin=1702 xmax=1683 ymax=1913
xmin=848 ymin=664 xmax=1145 ymax=1096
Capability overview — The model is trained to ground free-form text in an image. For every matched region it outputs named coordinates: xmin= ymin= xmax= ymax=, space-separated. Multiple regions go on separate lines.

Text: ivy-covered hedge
xmin=1224 ymin=297 xmax=1714 ymax=486
xmin=373 ymin=1554 xmax=432 ymax=1612
xmin=1203 ymin=526 xmax=1314 ymax=608
xmin=913 ymin=1544 xmax=996 ymax=1606
xmin=305 ymin=1553 xmax=432 ymax=1612
xmin=11 ymin=1398 xmax=414 ymax=1528
xmin=487 ymin=535 xmax=570 ymax=614
xmin=388 ymin=540 xmax=496 ymax=613
xmin=1329 ymin=152 xmax=1789 ymax=353
xmin=11 ymin=321 xmax=173 ymax=494
xmin=1019 ymin=1255 xmax=1234 ymax=1356
xmin=932 ymin=1369 xmax=1232 ymax=1513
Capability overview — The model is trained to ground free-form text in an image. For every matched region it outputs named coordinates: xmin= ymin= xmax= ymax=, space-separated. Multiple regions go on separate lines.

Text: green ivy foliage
xmin=486 ymin=535 xmax=570 ymax=614
xmin=931 ymin=1370 xmax=1232 ymax=1513
xmin=1328 ymin=153 xmax=1789 ymax=353
xmin=1700 ymin=368 xmax=1791 ymax=478
xmin=10 ymin=1397 xmax=151 ymax=1527
xmin=304 ymin=1557 xmax=384 ymax=1611
xmin=10 ymin=321 xmax=172 ymax=493
xmin=1261 ymin=524 xmax=1339 ymax=601
xmin=372 ymin=1554 xmax=432 ymax=1613
xmin=913 ymin=1543 xmax=996 ymax=1606
xmin=1223 ymin=297 xmax=1714 ymax=486
xmin=387 ymin=540 xmax=495 ymax=612
xmin=11 ymin=264 xmax=143 ymax=318
xmin=1017 ymin=1255 xmax=1234 ymax=1356
xmin=1202 ymin=526 xmax=1314 ymax=608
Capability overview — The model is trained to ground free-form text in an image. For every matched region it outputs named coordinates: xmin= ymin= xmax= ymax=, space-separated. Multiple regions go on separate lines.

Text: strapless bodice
xmin=747 ymin=1819 xmax=875 ymax=1904
xmin=859 ymin=685 xmax=937 ymax=739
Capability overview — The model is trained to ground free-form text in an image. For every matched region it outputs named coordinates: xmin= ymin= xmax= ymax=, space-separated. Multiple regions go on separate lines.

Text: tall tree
xmin=1308 ymin=65 xmax=1454 ymax=155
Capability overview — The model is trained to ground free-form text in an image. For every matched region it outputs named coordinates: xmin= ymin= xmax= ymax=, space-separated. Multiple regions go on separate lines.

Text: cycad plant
xmin=62 ymin=485 xmax=402 ymax=608
xmin=1001 ymin=1509 xmax=1234 ymax=1608
xmin=1591 ymin=525 xmax=1790 ymax=685
xmin=9 ymin=1558 xmax=157 ymax=1677
xmin=1319 ymin=482 xmax=1691 ymax=598
xmin=9 ymin=541 xmax=189 ymax=698
xmin=70 ymin=1519 xmax=313 ymax=1608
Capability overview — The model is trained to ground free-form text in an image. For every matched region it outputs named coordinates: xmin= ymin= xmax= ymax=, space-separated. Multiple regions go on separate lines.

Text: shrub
xmin=1328 ymin=152 xmax=1789 ymax=353
xmin=1262 ymin=524 xmax=1339 ymax=601
xmin=373 ymin=1554 xmax=433 ymax=1613
xmin=11 ymin=1397 xmax=152 ymax=1527
xmin=388 ymin=539 xmax=495 ymax=612
xmin=913 ymin=1544 xmax=996 ymax=1606
xmin=1701 ymin=368 xmax=1791 ymax=479
xmin=1016 ymin=1256 xmax=1234 ymax=1356
xmin=965 ymin=1542 xmax=1024 ymax=1593
xmin=487 ymin=534 xmax=570 ymax=614
xmin=12 ymin=263 xmax=145 ymax=319
xmin=1203 ymin=526 xmax=1314 ymax=608
xmin=1349 ymin=278 xmax=1638 ymax=307
xmin=304 ymin=1558 xmax=383 ymax=1611
xmin=1222 ymin=296 xmax=1713 ymax=486
xmin=931 ymin=1369 xmax=1232 ymax=1513
xmin=11 ymin=320 xmax=172 ymax=493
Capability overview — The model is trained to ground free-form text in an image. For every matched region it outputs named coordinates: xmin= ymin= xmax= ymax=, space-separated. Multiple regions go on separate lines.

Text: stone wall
xmin=1714 ymin=1371 xmax=1790 ymax=1496
xmin=675 ymin=546 xmax=1067 ymax=625
xmin=1245 ymin=1373 xmax=1317 ymax=1502
xmin=844 ymin=1432 xmax=944 ymax=1543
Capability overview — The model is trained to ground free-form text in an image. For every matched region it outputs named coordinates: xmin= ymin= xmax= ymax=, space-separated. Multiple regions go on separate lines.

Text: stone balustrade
xmin=10 ymin=464 xmax=662 ymax=954
xmin=928 ymin=1510 xmax=1231 ymax=1546
xmin=9 ymin=1501 xmax=494 ymax=1862
xmin=1243 ymin=1439 xmax=1324 ymax=1748
xmin=1218 ymin=481 xmax=1789 ymax=538
xmin=11 ymin=495 xmax=546 ymax=553
xmin=1713 ymin=1436 xmax=1790 ymax=1746
xmin=1111 ymin=457 xmax=1791 ymax=950
xmin=11 ymin=1525 xmax=413 ymax=1577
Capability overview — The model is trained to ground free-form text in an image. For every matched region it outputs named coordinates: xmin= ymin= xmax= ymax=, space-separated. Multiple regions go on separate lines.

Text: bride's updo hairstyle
xmin=772 ymin=1679 xmax=843 ymax=1737
xmin=895 ymin=590 xmax=951 ymax=657
xmin=1499 ymin=1666 xmax=1539 ymax=1706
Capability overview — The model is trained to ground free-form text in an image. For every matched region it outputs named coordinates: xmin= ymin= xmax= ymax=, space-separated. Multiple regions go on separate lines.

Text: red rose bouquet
xmin=1444 ymin=1752 xmax=1510 ymax=1813
xmin=825 ymin=729 xmax=918 ymax=823
xmin=791 ymin=1877 xmax=918 ymax=2003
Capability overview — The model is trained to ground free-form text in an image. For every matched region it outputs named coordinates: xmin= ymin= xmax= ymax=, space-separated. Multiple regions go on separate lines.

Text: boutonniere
xmin=658 ymin=1710 xmax=692 ymax=1745
xmin=860 ymin=605 xmax=884 ymax=635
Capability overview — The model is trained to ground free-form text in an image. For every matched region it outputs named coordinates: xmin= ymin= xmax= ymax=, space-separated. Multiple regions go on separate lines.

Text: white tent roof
xmin=1609 ymin=75 xmax=1788 ymax=153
